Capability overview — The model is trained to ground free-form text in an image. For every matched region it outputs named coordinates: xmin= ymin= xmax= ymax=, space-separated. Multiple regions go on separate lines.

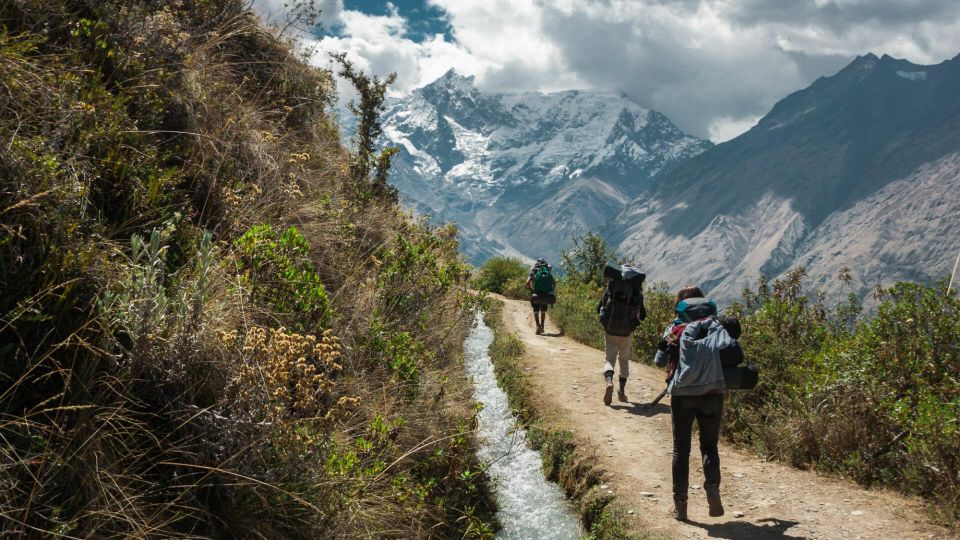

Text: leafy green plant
xmin=366 ymin=324 xmax=430 ymax=389
xmin=234 ymin=224 xmax=330 ymax=332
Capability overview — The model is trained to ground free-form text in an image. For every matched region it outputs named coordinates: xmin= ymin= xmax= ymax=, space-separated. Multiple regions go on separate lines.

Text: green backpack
xmin=532 ymin=264 xmax=553 ymax=293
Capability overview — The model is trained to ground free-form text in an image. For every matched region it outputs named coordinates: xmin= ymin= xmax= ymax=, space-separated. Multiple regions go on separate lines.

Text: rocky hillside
xmin=379 ymin=70 xmax=711 ymax=263
xmin=611 ymin=53 xmax=960 ymax=302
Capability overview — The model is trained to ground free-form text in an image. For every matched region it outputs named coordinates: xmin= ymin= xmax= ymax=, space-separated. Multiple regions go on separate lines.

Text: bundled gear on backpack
xmin=597 ymin=264 xmax=646 ymax=337
xmin=675 ymin=297 xmax=718 ymax=323
xmin=530 ymin=260 xmax=556 ymax=305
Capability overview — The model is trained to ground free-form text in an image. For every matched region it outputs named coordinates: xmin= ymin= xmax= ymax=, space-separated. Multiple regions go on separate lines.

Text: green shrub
xmin=234 ymin=224 xmax=331 ymax=332
xmin=725 ymin=273 xmax=960 ymax=522
xmin=502 ymin=275 xmax=530 ymax=300
xmin=551 ymin=277 xmax=606 ymax=350
xmin=473 ymin=256 xmax=528 ymax=294
xmin=631 ymin=282 xmax=676 ymax=362
xmin=548 ymin=263 xmax=960 ymax=523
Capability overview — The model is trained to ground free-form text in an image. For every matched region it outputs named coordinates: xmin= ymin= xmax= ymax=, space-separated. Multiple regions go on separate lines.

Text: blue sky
xmin=255 ymin=0 xmax=960 ymax=142
xmin=337 ymin=1 xmax=451 ymax=41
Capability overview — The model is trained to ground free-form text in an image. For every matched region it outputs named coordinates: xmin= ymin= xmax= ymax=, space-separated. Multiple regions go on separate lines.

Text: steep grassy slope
xmin=0 ymin=1 xmax=494 ymax=537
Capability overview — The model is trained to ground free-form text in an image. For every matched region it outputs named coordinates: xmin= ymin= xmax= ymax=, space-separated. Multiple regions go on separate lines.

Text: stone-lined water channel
xmin=464 ymin=312 xmax=581 ymax=539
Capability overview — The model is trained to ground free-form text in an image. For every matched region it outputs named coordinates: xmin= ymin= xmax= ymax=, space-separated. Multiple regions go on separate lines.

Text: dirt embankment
xmin=496 ymin=296 xmax=955 ymax=540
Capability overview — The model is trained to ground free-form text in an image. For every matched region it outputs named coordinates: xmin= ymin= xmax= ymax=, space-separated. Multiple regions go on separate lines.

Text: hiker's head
xmin=675 ymin=286 xmax=704 ymax=307
xmin=536 ymin=257 xmax=547 ymax=265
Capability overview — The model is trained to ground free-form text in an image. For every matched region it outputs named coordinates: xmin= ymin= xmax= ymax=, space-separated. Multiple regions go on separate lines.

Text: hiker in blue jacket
xmin=654 ymin=286 xmax=728 ymax=521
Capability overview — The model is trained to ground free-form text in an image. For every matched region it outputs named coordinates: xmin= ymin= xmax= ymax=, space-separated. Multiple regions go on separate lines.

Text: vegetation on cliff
xmin=0 ymin=1 xmax=494 ymax=537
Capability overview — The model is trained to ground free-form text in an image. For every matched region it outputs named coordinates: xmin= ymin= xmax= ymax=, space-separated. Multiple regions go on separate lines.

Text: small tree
xmin=559 ymin=232 xmax=622 ymax=289
xmin=474 ymin=256 xmax=527 ymax=295
xmin=275 ymin=0 xmax=325 ymax=37
xmin=331 ymin=52 xmax=398 ymax=203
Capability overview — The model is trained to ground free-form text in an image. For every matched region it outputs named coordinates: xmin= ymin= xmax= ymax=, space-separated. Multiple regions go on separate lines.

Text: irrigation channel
xmin=464 ymin=312 xmax=582 ymax=539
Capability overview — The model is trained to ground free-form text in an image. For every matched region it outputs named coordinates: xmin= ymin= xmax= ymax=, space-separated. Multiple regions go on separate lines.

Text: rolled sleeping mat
xmin=603 ymin=263 xmax=622 ymax=280
xmin=676 ymin=297 xmax=717 ymax=323
xmin=723 ymin=365 xmax=759 ymax=390
xmin=620 ymin=264 xmax=646 ymax=285
xmin=531 ymin=292 xmax=557 ymax=305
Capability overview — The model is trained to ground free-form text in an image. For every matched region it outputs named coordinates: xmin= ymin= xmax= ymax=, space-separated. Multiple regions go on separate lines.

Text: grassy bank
xmin=548 ymin=267 xmax=960 ymax=525
xmin=482 ymin=300 xmax=667 ymax=540
xmin=0 ymin=2 xmax=495 ymax=537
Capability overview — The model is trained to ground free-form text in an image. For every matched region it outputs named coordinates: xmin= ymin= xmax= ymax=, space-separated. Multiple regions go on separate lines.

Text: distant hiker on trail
xmin=526 ymin=258 xmax=556 ymax=335
xmin=653 ymin=285 xmax=732 ymax=521
xmin=596 ymin=264 xmax=646 ymax=405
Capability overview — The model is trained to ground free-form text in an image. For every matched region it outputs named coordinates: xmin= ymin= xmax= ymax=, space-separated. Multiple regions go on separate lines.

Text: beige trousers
xmin=603 ymin=333 xmax=631 ymax=379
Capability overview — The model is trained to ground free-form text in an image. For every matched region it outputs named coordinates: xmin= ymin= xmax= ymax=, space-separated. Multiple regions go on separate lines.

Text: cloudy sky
xmin=253 ymin=0 xmax=960 ymax=142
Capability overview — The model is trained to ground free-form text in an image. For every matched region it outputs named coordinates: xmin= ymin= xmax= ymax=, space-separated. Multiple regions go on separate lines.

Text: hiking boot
xmin=603 ymin=382 xmax=614 ymax=406
xmin=704 ymin=483 xmax=724 ymax=517
xmin=672 ymin=496 xmax=688 ymax=521
xmin=617 ymin=390 xmax=628 ymax=402
xmin=535 ymin=325 xmax=543 ymax=335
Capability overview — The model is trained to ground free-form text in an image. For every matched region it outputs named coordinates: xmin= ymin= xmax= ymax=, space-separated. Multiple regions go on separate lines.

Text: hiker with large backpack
xmin=525 ymin=258 xmax=556 ymax=335
xmin=652 ymin=285 xmax=737 ymax=521
xmin=596 ymin=264 xmax=647 ymax=405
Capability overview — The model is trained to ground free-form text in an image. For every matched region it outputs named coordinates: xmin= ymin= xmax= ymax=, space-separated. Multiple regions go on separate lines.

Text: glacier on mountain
xmin=379 ymin=69 xmax=711 ymax=264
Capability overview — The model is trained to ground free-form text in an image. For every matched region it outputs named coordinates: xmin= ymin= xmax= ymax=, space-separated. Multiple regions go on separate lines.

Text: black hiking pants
xmin=670 ymin=393 xmax=724 ymax=500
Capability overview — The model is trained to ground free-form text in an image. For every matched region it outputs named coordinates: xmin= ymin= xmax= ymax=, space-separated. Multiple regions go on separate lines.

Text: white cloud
xmin=254 ymin=0 xmax=960 ymax=141
xmin=427 ymin=0 xmax=585 ymax=92
xmin=709 ymin=115 xmax=762 ymax=143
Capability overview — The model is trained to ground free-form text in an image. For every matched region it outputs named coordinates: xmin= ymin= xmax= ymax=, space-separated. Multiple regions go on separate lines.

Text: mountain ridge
xmin=611 ymin=52 xmax=960 ymax=302
xmin=380 ymin=69 xmax=712 ymax=263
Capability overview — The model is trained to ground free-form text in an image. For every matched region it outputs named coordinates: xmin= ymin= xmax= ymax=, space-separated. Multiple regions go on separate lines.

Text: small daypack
xmin=532 ymin=264 xmax=554 ymax=294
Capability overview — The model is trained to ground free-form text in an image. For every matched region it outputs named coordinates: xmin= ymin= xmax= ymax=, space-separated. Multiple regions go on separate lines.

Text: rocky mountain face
xmin=610 ymin=53 xmax=960 ymax=302
xmin=379 ymin=70 xmax=712 ymax=263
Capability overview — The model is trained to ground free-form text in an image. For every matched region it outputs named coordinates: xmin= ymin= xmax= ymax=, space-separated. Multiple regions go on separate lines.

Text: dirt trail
xmin=495 ymin=296 xmax=954 ymax=540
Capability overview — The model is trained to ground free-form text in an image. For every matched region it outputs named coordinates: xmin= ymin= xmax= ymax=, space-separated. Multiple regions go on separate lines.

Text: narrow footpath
xmin=495 ymin=296 xmax=955 ymax=540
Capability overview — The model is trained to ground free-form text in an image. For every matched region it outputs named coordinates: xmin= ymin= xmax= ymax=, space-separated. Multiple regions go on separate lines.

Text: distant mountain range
xmin=610 ymin=53 xmax=960 ymax=301
xmin=378 ymin=70 xmax=711 ymax=263
xmin=375 ymin=54 xmax=960 ymax=303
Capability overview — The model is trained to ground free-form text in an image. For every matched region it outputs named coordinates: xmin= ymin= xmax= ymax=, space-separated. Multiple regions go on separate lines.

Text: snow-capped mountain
xmin=610 ymin=53 xmax=960 ymax=303
xmin=380 ymin=70 xmax=711 ymax=263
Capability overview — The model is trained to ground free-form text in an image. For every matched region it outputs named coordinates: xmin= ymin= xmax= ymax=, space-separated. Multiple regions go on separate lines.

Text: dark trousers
xmin=670 ymin=393 xmax=724 ymax=499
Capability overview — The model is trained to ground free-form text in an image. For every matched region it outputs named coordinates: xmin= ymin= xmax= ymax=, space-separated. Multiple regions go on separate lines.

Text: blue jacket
xmin=668 ymin=318 xmax=730 ymax=396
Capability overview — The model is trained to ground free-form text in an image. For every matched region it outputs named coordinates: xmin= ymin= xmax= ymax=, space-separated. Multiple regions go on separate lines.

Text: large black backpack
xmin=601 ymin=265 xmax=646 ymax=336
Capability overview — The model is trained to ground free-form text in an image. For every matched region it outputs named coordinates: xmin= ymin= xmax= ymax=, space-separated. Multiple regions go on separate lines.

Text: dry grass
xmin=0 ymin=1 xmax=494 ymax=537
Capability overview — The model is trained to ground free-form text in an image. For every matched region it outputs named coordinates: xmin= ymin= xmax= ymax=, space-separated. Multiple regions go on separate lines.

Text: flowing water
xmin=464 ymin=312 xmax=581 ymax=540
